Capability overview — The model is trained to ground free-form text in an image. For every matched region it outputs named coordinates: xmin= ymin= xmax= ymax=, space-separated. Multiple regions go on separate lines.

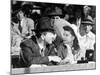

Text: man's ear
xmin=90 ymin=26 xmax=93 ymax=30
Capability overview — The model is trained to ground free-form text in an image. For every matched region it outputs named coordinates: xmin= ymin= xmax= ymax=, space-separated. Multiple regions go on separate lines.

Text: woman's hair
xmin=63 ymin=26 xmax=80 ymax=51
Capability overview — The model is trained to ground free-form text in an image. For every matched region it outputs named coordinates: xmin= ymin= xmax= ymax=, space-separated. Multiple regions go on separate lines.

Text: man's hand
xmin=48 ymin=56 xmax=61 ymax=62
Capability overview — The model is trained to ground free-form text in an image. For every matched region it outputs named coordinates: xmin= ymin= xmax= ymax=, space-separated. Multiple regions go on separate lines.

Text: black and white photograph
xmin=11 ymin=0 xmax=96 ymax=74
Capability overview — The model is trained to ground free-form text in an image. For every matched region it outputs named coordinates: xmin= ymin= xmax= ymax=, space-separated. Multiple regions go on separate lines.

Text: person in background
xmin=11 ymin=8 xmax=34 ymax=55
xmin=83 ymin=5 xmax=93 ymax=22
xmin=11 ymin=20 xmax=22 ymax=55
xmin=78 ymin=19 xmax=95 ymax=61
xmin=19 ymin=17 xmax=61 ymax=67
xmin=44 ymin=7 xmax=66 ymax=47
xmin=74 ymin=7 xmax=82 ymax=26
xmin=64 ymin=13 xmax=70 ymax=21
xmin=17 ymin=8 xmax=34 ymax=39
xmin=56 ymin=26 xmax=80 ymax=64
xmin=71 ymin=18 xmax=96 ymax=61
xmin=44 ymin=6 xmax=72 ymax=39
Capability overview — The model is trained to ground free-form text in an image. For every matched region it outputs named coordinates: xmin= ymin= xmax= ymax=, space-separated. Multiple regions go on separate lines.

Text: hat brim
xmin=47 ymin=12 xmax=63 ymax=16
xmin=47 ymin=14 xmax=63 ymax=16
xmin=32 ymin=29 xmax=55 ymax=33
xmin=81 ymin=21 xmax=94 ymax=25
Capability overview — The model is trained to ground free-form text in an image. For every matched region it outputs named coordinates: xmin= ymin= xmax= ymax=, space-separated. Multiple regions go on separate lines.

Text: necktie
xmin=18 ymin=21 xmax=22 ymax=33
xmin=41 ymin=48 xmax=44 ymax=57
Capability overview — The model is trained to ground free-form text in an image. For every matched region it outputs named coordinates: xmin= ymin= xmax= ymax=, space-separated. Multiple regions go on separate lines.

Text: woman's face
xmin=44 ymin=32 xmax=56 ymax=44
xmin=62 ymin=31 xmax=75 ymax=44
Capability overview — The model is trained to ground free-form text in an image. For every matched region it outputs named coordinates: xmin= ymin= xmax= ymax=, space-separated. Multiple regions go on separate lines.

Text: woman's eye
xmin=65 ymin=34 xmax=68 ymax=36
xmin=63 ymin=33 xmax=67 ymax=36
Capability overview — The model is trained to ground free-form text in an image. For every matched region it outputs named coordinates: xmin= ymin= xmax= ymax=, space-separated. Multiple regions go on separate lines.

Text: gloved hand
xmin=48 ymin=56 xmax=61 ymax=62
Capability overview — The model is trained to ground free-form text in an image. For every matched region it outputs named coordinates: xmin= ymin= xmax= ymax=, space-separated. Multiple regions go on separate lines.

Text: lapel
xmin=44 ymin=46 xmax=49 ymax=56
xmin=60 ymin=43 xmax=68 ymax=59
xmin=31 ymin=36 xmax=41 ymax=56
xmin=44 ymin=44 xmax=53 ymax=56
xmin=31 ymin=36 xmax=56 ymax=56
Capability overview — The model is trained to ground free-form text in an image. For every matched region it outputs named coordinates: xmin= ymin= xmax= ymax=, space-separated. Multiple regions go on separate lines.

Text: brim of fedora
xmin=32 ymin=29 xmax=54 ymax=33
xmin=81 ymin=21 xmax=94 ymax=25
xmin=47 ymin=14 xmax=63 ymax=16
xmin=47 ymin=12 xmax=63 ymax=15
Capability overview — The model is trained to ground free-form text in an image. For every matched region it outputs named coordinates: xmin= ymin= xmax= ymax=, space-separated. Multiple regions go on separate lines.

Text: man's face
xmin=17 ymin=11 xmax=24 ymax=20
xmin=44 ymin=32 xmax=57 ymax=44
xmin=80 ymin=24 xmax=88 ymax=35
xmin=80 ymin=24 xmax=92 ymax=34
xmin=86 ymin=25 xmax=92 ymax=33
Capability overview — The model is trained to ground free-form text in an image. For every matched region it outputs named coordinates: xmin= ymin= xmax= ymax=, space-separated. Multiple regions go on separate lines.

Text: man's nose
xmin=52 ymin=38 xmax=55 ymax=41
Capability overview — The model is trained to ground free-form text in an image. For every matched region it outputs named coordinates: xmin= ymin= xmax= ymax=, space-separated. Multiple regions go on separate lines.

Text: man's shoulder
xmin=21 ymin=36 xmax=36 ymax=47
xmin=21 ymin=39 xmax=33 ymax=47
xmin=88 ymin=31 xmax=95 ymax=38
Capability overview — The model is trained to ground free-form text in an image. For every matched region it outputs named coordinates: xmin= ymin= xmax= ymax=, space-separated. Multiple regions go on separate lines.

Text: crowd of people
xmin=11 ymin=1 xmax=96 ymax=68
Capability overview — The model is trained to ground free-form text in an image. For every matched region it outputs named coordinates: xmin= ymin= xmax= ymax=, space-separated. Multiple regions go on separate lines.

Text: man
xmin=78 ymin=19 xmax=95 ymax=60
xmin=11 ymin=8 xmax=34 ymax=56
xmin=83 ymin=5 xmax=93 ymax=22
xmin=45 ymin=7 xmax=72 ymax=39
xmin=71 ymin=18 xmax=96 ymax=61
xmin=19 ymin=17 xmax=61 ymax=67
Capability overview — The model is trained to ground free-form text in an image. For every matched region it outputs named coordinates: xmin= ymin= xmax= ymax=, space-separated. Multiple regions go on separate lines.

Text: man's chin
xmin=63 ymin=41 xmax=68 ymax=44
xmin=47 ymin=42 xmax=52 ymax=44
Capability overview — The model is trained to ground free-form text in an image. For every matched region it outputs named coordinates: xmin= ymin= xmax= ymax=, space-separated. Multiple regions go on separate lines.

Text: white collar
xmin=36 ymin=39 xmax=45 ymax=50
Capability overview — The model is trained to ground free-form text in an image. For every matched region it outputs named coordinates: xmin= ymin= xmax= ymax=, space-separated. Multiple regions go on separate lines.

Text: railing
xmin=11 ymin=62 xmax=96 ymax=74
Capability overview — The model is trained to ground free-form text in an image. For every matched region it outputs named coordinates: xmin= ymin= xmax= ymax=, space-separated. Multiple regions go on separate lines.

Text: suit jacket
xmin=56 ymin=43 xmax=68 ymax=60
xmin=20 ymin=36 xmax=57 ymax=67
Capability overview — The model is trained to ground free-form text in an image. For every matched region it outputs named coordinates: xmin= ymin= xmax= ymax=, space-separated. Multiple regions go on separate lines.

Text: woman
xmin=57 ymin=25 xmax=80 ymax=64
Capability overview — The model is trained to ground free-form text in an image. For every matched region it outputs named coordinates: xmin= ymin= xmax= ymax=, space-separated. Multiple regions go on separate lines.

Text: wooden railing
xmin=11 ymin=62 xmax=96 ymax=74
